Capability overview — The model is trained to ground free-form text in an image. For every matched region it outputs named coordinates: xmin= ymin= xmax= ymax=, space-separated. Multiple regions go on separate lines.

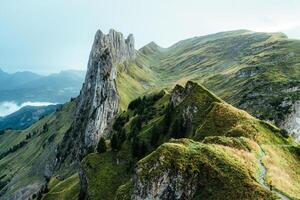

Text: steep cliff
xmin=53 ymin=30 xmax=137 ymax=198
xmin=280 ymin=101 xmax=300 ymax=141
xmin=75 ymin=29 xmax=135 ymax=147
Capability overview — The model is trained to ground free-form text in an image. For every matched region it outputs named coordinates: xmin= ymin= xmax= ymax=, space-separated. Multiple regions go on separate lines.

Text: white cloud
xmin=0 ymin=101 xmax=56 ymax=117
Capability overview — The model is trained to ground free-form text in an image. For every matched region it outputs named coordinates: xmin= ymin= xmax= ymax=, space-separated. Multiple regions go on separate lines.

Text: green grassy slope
xmin=135 ymin=30 xmax=300 ymax=126
xmin=0 ymin=102 xmax=76 ymax=199
xmin=83 ymin=81 xmax=300 ymax=199
xmin=42 ymin=173 xmax=80 ymax=200
xmin=81 ymin=152 xmax=130 ymax=200
xmin=116 ymin=56 xmax=158 ymax=110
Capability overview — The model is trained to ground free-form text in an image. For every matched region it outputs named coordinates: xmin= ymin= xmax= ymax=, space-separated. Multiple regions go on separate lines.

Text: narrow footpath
xmin=257 ymin=145 xmax=291 ymax=200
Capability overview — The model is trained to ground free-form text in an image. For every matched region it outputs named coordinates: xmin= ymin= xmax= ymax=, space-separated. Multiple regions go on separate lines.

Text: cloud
xmin=0 ymin=101 xmax=56 ymax=117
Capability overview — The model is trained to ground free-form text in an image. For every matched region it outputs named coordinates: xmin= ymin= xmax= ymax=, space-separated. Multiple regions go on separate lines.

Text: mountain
xmin=0 ymin=104 xmax=60 ymax=131
xmin=0 ymin=70 xmax=85 ymax=104
xmin=0 ymin=29 xmax=299 ymax=200
xmin=0 ymin=69 xmax=42 ymax=91
xmin=135 ymin=30 xmax=300 ymax=140
xmin=0 ymin=69 xmax=10 ymax=80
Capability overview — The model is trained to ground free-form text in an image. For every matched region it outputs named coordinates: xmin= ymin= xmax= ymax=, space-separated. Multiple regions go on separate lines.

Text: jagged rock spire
xmin=76 ymin=29 xmax=135 ymax=147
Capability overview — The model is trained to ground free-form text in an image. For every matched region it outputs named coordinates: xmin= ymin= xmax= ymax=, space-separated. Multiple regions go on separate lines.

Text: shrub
xmin=26 ymin=133 xmax=33 ymax=140
xmin=150 ymin=126 xmax=160 ymax=146
xmin=280 ymin=129 xmax=289 ymax=138
xmin=113 ymin=115 xmax=129 ymax=131
xmin=171 ymin=117 xmax=187 ymax=139
xmin=110 ymin=129 xmax=127 ymax=152
xmin=128 ymin=97 xmax=142 ymax=110
xmin=43 ymin=123 xmax=49 ymax=132
xmin=86 ymin=146 xmax=95 ymax=154
xmin=97 ymin=137 xmax=107 ymax=153
xmin=111 ymin=134 xmax=120 ymax=151
xmin=128 ymin=116 xmax=143 ymax=138
xmin=132 ymin=137 xmax=148 ymax=159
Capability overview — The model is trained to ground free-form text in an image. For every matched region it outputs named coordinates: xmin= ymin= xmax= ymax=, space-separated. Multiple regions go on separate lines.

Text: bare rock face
xmin=131 ymin=142 xmax=199 ymax=200
xmin=170 ymin=81 xmax=199 ymax=107
xmin=132 ymin=169 xmax=196 ymax=200
xmin=170 ymin=84 xmax=186 ymax=107
xmin=76 ymin=29 xmax=135 ymax=147
xmin=280 ymin=101 xmax=300 ymax=141
xmin=235 ymin=66 xmax=264 ymax=78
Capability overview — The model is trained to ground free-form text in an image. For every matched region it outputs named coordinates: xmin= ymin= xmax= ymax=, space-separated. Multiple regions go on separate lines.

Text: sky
xmin=0 ymin=0 xmax=300 ymax=74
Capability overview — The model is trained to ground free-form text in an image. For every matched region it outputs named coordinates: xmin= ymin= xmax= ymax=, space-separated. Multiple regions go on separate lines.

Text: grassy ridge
xmin=83 ymin=82 xmax=300 ymax=199
xmin=42 ymin=174 xmax=80 ymax=200
xmin=133 ymin=30 xmax=300 ymax=126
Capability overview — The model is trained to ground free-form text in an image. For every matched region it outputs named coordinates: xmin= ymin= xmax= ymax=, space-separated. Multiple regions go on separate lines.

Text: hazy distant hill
xmin=0 ymin=69 xmax=85 ymax=103
xmin=0 ymin=104 xmax=60 ymax=131
xmin=0 ymin=69 xmax=42 ymax=90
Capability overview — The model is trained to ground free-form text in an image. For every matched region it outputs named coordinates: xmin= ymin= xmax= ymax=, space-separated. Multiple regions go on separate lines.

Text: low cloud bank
xmin=0 ymin=101 xmax=56 ymax=117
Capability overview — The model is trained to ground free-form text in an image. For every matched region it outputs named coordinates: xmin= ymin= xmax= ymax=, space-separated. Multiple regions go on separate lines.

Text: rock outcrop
xmin=280 ymin=101 xmax=300 ymax=141
xmin=235 ymin=66 xmax=264 ymax=78
xmin=131 ymin=139 xmax=275 ymax=200
xmin=75 ymin=29 xmax=135 ymax=147
xmin=131 ymin=140 xmax=200 ymax=200
xmin=170 ymin=81 xmax=205 ymax=107
xmin=170 ymin=84 xmax=186 ymax=107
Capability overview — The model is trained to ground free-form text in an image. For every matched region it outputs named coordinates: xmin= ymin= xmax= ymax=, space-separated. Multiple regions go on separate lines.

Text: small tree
xmin=150 ymin=126 xmax=160 ymax=146
xmin=171 ymin=117 xmax=187 ymax=139
xmin=111 ymin=134 xmax=119 ymax=151
xmin=119 ymin=128 xmax=127 ymax=143
xmin=280 ymin=129 xmax=289 ymax=138
xmin=162 ymin=105 xmax=172 ymax=133
xmin=132 ymin=137 xmax=138 ymax=157
xmin=43 ymin=123 xmax=49 ymax=132
xmin=97 ymin=137 xmax=107 ymax=153
xmin=132 ymin=137 xmax=148 ymax=158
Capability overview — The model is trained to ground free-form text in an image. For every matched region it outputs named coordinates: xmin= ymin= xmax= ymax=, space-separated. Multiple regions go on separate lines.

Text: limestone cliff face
xmin=76 ymin=29 xmax=135 ymax=147
xmin=170 ymin=81 xmax=201 ymax=107
xmin=280 ymin=101 xmax=300 ymax=142
xmin=132 ymin=170 xmax=196 ymax=200
xmin=131 ymin=141 xmax=199 ymax=200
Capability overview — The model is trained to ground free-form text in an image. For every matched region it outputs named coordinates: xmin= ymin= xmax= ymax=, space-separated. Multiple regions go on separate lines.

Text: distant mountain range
xmin=0 ymin=69 xmax=85 ymax=103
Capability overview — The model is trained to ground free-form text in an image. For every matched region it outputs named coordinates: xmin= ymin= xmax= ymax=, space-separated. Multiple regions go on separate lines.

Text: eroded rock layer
xmin=76 ymin=29 xmax=135 ymax=147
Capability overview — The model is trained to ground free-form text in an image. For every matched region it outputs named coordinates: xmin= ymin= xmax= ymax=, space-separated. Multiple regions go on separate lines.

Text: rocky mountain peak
xmin=170 ymin=81 xmax=212 ymax=107
xmin=74 ymin=29 xmax=136 ymax=147
xmin=90 ymin=29 xmax=135 ymax=66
